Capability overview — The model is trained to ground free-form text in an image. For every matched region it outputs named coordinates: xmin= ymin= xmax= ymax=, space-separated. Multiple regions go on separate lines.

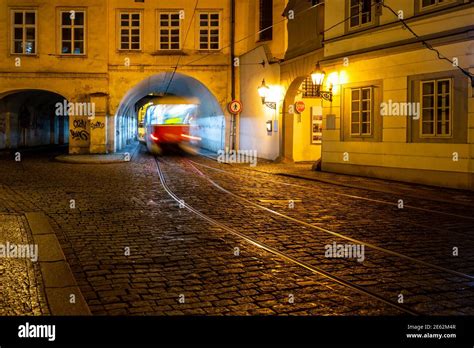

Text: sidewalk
xmin=55 ymin=142 xmax=140 ymax=164
xmin=199 ymin=150 xmax=474 ymax=207
xmin=0 ymin=214 xmax=48 ymax=316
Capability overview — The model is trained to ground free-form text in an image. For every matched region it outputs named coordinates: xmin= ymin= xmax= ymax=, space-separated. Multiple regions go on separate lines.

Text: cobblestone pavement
xmin=161 ymin=157 xmax=474 ymax=315
xmin=0 ymin=214 xmax=49 ymax=315
xmin=0 ymin=145 xmax=473 ymax=315
xmin=234 ymin=157 xmax=474 ymax=207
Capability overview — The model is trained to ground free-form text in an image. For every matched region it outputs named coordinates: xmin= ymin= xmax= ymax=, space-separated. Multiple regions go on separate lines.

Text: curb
xmin=55 ymin=154 xmax=131 ymax=164
xmin=25 ymin=212 xmax=91 ymax=316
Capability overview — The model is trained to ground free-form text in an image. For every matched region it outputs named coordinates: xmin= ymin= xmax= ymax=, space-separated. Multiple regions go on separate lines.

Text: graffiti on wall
xmin=90 ymin=121 xmax=105 ymax=130
xmin=70 ymin=118 xmax=90 ymax=143
xmin=70 ymin=129 xmax=90 ymax=141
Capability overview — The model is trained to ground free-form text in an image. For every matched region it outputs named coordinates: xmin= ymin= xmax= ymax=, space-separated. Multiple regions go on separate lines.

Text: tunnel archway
xmin=282 ymin=74 xmax=325 ymax=163
xmin=115 ymin=72 xmax=226 ymax=153
xmin=0 ymin=90 xmax=69 ymax=150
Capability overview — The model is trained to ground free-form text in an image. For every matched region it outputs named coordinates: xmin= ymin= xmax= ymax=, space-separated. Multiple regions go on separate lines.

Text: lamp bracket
xmin=264 ymin=102 xmax=277 ymax=110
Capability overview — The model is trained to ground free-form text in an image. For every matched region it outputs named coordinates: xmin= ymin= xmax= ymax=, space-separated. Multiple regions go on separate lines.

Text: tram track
xmin=183 ymin=159 xmax=473 ymax=281
xmin=186 ymin=157 xmax=474 ymax=266
xmin=193 ymin=159 xmax=474 ymax=243
xmin=192 ymin=157 xmax=474 ymax=221
xmin=154 ymin=156 xmax=420 ymax=316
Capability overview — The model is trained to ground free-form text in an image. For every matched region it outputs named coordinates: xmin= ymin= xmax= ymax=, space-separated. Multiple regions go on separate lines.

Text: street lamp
xmin=310 ymin=63 xmax=333 ymax=102
xmin=258 ymin=79 xmax=276 ymax=109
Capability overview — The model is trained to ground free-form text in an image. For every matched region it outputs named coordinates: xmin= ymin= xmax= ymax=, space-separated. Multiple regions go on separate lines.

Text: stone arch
xmin=114 ymin=72 xmax=226 ymax=152
xmin=0 ymin=89 xmax=70 ymax=150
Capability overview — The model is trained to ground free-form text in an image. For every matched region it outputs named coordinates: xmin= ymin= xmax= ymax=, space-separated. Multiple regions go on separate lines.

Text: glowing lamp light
xmin=257 ymin=79 xmax=277 ymax=109
xmin=309 ymin=62 xmax=333 ymax=102
xmin=258 ymin=79 xmax=270 ymax=103
xmin=311 ymin=63 xmax=326 ymax=87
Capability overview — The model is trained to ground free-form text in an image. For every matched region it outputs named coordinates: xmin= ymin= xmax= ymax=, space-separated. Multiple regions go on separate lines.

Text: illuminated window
xmin=349 ymin=0 xmax=373 ymax=29
xmin=60 ymin=10 xmax=85 ymax=55
xmin=120 ymin=12 xmax=141 ymax=50
xmin=420 ymin=79 xmax=452 ymax=137
xmin=159 ymin=12 xmax=181 ymax=50
xmin=199 ymin=12 xmax=220 ymax=50
xmin=11 ymin=10 xmax=36 ymax=54
xmin=350 ymin=87 xmax=372 ymax=135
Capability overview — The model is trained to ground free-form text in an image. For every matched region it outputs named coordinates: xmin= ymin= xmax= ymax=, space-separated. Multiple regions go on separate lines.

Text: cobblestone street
xmin=1 ymin=145 xmax=473 ymax=316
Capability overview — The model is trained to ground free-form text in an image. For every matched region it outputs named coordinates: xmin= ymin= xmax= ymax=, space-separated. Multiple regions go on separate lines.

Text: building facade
xmin=2 ymin=0 xmax=473 ymax=190
xmin=320 ymin=0 xmax=474 ymax=189
xmin=271 ymin=0 xmax=473 ymax=189
xmin=0 ymin=0 xmax=235 ymax=154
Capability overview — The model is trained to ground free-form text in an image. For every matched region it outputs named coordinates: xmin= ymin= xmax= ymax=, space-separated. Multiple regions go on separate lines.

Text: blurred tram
xmin=142 ymin=95 xmax=201 ymax=154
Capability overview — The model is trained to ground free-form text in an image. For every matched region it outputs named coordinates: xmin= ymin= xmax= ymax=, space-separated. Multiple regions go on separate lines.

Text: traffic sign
xmin=228 ymin=100 xmax=242 ymax=114
xmin=295 ymin=101 xmax=306 ymax=114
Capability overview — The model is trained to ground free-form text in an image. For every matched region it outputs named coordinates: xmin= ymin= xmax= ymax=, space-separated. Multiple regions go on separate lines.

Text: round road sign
xmin=295 ymin=101 xmax=306 ymax=114
xmin=228 ymin=100 xmax=242 ymax=114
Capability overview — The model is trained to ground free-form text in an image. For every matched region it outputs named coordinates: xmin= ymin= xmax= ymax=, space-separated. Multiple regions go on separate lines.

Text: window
xmin=120 ymin=12 xmax=141 ymax=50
xmin=60 ymin=10 xmax=85 ymax=55
xmin=420 ymin=79 xmax=452 ymax=137
xmin=421 ymin=0 xmax=452 ymax=8
xmin=199 ymin=12 xmax=220 ymax=50
xmin=12 ymin=10 xmax=36 ymax=54
xmin=349 ymin=0 xmax=373 ymax=29
xmin=259 ymin=0 xmax=273 ymax=41
xmin=350 ymin=87 xmax=372 ymax=135
xmin=159 ymin=12 xmax=181 ymax=50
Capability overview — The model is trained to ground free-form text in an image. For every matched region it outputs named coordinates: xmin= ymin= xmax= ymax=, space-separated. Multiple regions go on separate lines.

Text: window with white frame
xmin=12 ymin=10 xmax=36 ymax=54
xmin=120 ymin=12 xmax=141 ymax=50
xmin=420 ymin=79 xmax=452 ymax=137
xmin=60 ymin=10 xmax=85 ymax=55
xmin=199 ymin=12 xmax=220 ymax=50
xmin=350 ymin=87 xmax=372 ymax=135
xmin=349 ymin=0 xmax=373 ymax=29
xmin=159 ymin=12 xmax=181 ymax=50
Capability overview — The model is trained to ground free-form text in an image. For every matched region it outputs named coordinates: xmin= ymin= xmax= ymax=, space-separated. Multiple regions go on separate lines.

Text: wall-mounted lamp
xmin=258 ymin=79 xmax=277 ymax=109
xmin=266 ymin=120 xmax=273 ymax=133
xmin=310 ymin=63 xmax=333 ymax=102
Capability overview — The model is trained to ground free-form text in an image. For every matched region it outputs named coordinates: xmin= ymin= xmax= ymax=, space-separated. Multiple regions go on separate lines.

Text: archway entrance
xmin=282 ymin=76 xmax=323 ymax=162
xmin=0 ymin=90 xmax=69 ymax=150
xmin=115 ymin=72 xmax=226 ymax=153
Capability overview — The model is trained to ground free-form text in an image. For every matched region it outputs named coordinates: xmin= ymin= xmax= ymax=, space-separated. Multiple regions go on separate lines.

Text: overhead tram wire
xmin=174 ymin=0 xmax=474 ymax=83
xmin=174 ymin=0 xmax=380 ymax=70
xmin=164 ymin=0 xmax=200 ymax=95
xmin=171 ymin=1 xmax=325 ymax=69
xmin=380 ymin=1 xmax=474 ymax=84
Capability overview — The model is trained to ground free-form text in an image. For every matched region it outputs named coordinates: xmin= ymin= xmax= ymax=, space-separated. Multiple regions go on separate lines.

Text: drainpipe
xmin=230 ymin=0 xmax=236 ymax=151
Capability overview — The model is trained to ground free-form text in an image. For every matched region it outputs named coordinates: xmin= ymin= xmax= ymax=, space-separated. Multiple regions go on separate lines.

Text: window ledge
xmin=197 ymin=50 xmax=221 ymax=54
xmin=116 ymin=50 xmax=143 ymax=54
xmin=151 ymin=50 xmax=187 ymax=56
xmin=10 ymin=53 xmax=38 ymax=57
xmin=57 ymin=54 xmax=87 ymax=58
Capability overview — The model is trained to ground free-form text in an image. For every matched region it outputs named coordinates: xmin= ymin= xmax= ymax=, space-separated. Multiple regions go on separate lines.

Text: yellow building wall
xmin=320 ymin=41 xmax=473 ymax=189
xmin=320 ymin=1 xmax=474 ymax=188
xmin=0 ymin=0 xmax=234 ymax=154
xmin=292 ymin=96 xmax=322 ymax=162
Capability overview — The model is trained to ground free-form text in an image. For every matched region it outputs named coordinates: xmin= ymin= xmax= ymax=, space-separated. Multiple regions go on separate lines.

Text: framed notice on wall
xmin=311 ymin=106 xmax=323 ymax=145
